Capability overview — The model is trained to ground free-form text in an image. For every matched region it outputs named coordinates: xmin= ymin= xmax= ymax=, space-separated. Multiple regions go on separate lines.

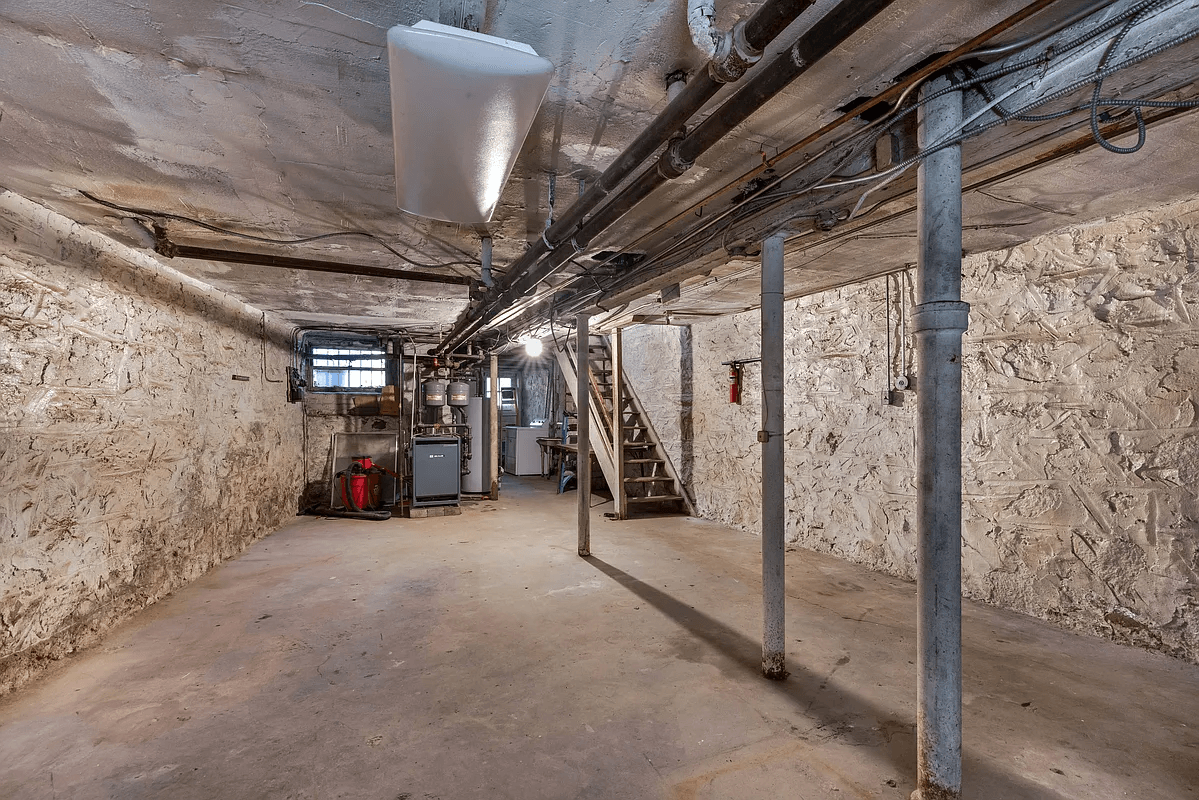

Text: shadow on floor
xmin=586 ymin=555 xmax=1065 ymax=800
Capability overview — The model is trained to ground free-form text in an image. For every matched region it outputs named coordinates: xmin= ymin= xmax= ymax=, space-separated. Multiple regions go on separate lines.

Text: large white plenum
xmin=387 ymin=21 xmax=554 ymax=223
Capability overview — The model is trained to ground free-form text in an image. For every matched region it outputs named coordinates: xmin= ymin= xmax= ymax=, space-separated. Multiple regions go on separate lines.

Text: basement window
xmin=483 ymin=376 xmax=518 ymax=412
xmin=308 ymin=346 xmax=387 ymax=391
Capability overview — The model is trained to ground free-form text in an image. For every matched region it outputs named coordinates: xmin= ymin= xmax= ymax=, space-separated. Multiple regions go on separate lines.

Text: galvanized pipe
xmin=576 ymin=314 xmax=592 ymax=557
xmin=912 ymin=74 xmax=968 ymax=800
xmin=760 ymin=231 xmax=787 ymax=681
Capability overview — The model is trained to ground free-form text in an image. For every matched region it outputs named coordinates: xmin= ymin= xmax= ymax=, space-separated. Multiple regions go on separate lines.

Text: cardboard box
xmin=379 ymin=385 xmax=400 ymax=416
xmin=351 ymin=395 xmax=380 ymax=414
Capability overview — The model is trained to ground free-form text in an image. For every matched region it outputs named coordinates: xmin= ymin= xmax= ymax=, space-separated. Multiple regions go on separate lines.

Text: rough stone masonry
xmin=624 ymin=195 xmax=1199 ymax=664
xmin=0 ymin=193 xmax=303 ymax=695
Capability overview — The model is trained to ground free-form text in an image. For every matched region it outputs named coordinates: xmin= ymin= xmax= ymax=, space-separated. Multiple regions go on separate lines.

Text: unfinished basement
xmin=1 ymin=1 xmax=1198 ymax=798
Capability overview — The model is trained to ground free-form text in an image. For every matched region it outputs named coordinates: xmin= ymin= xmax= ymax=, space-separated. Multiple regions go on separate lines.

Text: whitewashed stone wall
xmin=624 ymin=196 xmax=1199 ymax=663
xmin=622 ymin=325 xmax=693 ymax=486
xmin=517 ymin=360 xmax=554 ymax=425
xmin=0 ymin=194 xmax=303 ymax=694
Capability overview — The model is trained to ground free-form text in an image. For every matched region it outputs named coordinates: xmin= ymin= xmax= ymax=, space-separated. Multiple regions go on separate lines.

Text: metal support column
xmin=760 ymin=231 xmax=787 ymax=681
xmin=489 ymin=353 xmax=500 ymax=500
xmin=612 ymin=328 xmax=627 ymax=520
xmin=912 ymin=74 xmax=969 ymax=800
xmin=576 ymin=314 xmax=592 ymax=557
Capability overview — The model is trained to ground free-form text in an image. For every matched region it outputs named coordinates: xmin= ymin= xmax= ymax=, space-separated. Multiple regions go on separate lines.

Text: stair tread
xmin=627 ymin=494 xmax=683 ymax=503
xmin=624 ymin=476 xmax=673 ymax=483
xmin=625 ymin=458 xmax=664 ymax=464
xmin=623 ymin=442 xmax=654 ymax=447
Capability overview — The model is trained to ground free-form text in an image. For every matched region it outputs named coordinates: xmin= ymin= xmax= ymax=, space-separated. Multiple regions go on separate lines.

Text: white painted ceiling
xmin=1 ymin=1 xmax=1197 ymax=339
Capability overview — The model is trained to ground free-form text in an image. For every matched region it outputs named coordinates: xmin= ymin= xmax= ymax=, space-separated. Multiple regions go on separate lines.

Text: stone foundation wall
xmin=623 ymin=196 xmax=1199 ymax=663
xmin=621 ymin=325 xmax=694 ymax=486
xmin=0 ymin=193 xmax=303 ymax=695
xmin=515 ymin=360 xmax=553 ymax=426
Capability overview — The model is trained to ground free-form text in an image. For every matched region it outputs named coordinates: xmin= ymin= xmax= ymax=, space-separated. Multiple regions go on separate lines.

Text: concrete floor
xmin=1 ymin=477 xmax=1197 ymax=800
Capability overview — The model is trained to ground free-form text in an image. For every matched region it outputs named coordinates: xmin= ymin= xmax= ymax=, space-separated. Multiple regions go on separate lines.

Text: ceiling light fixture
xmin=523 ymin=338 xmax=544 ymax=357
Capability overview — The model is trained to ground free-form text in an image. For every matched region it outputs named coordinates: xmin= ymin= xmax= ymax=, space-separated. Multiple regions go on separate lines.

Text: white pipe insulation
xmin=481 ymin=235 xmax=494 ymax=288
xmin=687 ymin=0 xmax=720 ymax=59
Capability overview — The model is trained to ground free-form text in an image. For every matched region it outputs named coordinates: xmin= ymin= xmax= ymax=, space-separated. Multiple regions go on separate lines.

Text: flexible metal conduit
xmin=440 ymin=0 xmax=898 ymax=353
xmin=437 ymin=0 xmax=817 ymax=353
xmin=957 ymin=0 xmax=1118 ymax=60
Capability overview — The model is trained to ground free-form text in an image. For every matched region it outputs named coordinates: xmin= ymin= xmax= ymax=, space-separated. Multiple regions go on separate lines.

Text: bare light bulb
xmin=523 ymin=338 xmax=544 ymax=357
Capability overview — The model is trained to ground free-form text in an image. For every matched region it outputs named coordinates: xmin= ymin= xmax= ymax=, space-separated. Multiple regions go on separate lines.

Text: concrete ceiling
xmin=1 ymin=0 xmax=1197 ymax=340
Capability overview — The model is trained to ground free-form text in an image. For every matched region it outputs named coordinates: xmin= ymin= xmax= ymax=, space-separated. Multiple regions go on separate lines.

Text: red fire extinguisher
xmin=728 ymin=363 xmax=742 ymax=405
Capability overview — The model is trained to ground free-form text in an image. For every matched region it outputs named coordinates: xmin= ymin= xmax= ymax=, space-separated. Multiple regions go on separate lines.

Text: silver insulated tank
xmin=422 ymin=380 xmax=447 ymax=407
xmin=447 ymin=381 xmax=470 ymax=407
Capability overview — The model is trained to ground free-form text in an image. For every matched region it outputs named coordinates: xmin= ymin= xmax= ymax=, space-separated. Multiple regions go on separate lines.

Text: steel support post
xmin=912 ymin=74 xmax=969 ymax=800
xmin=760 ymin=231 xmax=787 ymax=681
xmin=576 ymin=314 xmax=592 ymax=557
xmin=489 ymin=353 xmax=500 ymax=500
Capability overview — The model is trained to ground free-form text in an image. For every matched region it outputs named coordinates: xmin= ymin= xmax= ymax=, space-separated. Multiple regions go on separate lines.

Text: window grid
xmin=484 ymin=377 xmax=517 ymax=411
xmin=310 ymin=347 xmax=386 ymax=390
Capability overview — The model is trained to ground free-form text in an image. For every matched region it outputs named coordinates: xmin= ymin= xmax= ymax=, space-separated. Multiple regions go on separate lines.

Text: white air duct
xmin=387 ymin=21 xmax=554 ymax=224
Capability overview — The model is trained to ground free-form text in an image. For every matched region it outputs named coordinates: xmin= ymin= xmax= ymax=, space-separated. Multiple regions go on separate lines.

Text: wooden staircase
xmin=556 ymin=331 xmax=693 ymax=519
